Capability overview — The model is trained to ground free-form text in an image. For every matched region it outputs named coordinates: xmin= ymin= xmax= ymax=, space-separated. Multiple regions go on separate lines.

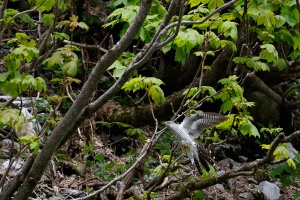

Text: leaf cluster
xmin=268 ymin=152 xmax=300 ymax=188
xmin=122 ymin=76 xmax=165 ymax=104
xmin=0 ymin=33 xmax=46 ymax=97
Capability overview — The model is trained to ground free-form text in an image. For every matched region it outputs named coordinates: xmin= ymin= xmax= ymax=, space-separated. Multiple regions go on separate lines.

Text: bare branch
xmin=63 ymin=40 xmax=108 ymax=54
xmin=245 ymin=73 xmax=300 ymax=110
xmin=282 ymin=130 xmax=300 ymax=143
xmin=10 ymin=0 xmax=154 ymax=198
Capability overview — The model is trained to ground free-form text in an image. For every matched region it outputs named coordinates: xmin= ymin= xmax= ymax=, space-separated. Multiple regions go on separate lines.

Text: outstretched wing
xmin=179 ymin=112 xmax=227 ymax=138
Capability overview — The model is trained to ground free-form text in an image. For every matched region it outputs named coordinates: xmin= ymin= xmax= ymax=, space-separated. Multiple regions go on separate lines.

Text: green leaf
xmin=260 ymin=44 xmax=278 ymax=63
xmin=125 ymin=128 xmax=144 ymax=136
xmin=194 ymin=51 xmax=203 ymax=57
xmin=274 ymin=15 xmax=286 ymax=28
xmin=220 ymin=99 xmax=233 ymax=113
xmin=0 ymin=108 xmax=26 ymax=131
xmin=66 ymin=77 xmax=81 ymax=84
xmin=16 ymin=33 xmax=28 ymax=41
xmin=19 ymin=135 xmax=40 ymax=154
xmin=112 ymin=122 xmax=133 ymax=128
xmin=107 ymin=60 xmax=127 ymax=78
xmin=182 ymin=87 xmax=200 ymax=98
xmin=143 ymin=77 xmax=164 ymax=86
xmin=0 ymin=72 xmax=11 ymax=82
xmin=23 ymin=74 xmax=37 ymax=89
xmin=57 ymin=0 xmax=68 ymax=12
xmin=293 ymin=34 xmax=300 ymax=50
xmin=219 ymin=21 xmax=238 ymax=41
xmin=174 ymin=47 xmax=188 ymax=64
xmin=78 ymin=22 xmax=89 ymax=30
xmin=95 ymin=154 xmax=105 ymax=164
xmin=62 ymin=61 xmax=77 ymax=77
xmin=188 ymin=0 xmax=201 ymax=8
xmin=138 ymin=27 xmax=151 ymax=43
xmin=289 ymin=50 xmax=300 ymax=60
xmin=43 ymin=52 xmax=64 ymax=67
xmin=153 ymin=163 xmax=168 ymax=176
xmin=201 ymin=165 xmax=218 ymax=181
xmin=275 ymin=58 xmax=288 ymax=72
xmin=58 ymin=20 xmax=70 ymax=26
xmin=281 ymin=6 xmax=299 ymax=27
xmin=41 ymin=14 xmax=55 ymax=27
xmin=287 ymin=158 xmax=296 ymax=170
xmin=201 ymin=86 xmax=217 ymax=95
xmin=35 ymin=77 xmax=47 ymax=92
xmin=35 ymin=0 xmax=55 ymax=12
xmin=53 ymin=32 xmax=70 ymax=40
xmin=173 ymin=29 xmax=204 ymax=64
xmin=4 ymin=9 xmax=19 ymax=18
xmin=220 ymin=40 xmax=237 ymax=51
xmin=148 ymin=85 xmax=165 ymax=104
xmin=108 ymin=60 xmax=123 ymax=71
xmin=122 ymin=76 xmax=144 ymax=92
xmin=279 ymin=29 xmax=293 ymax=46
xmin=193 ymin=190 xmax=205 ymax=200
xmin=18 ymin=14 xmax=35 ymax=27
xmin=240 ymin=121 xmax=260 ymax=138
xmin=233 ymin=57 xmax=270 ymax=71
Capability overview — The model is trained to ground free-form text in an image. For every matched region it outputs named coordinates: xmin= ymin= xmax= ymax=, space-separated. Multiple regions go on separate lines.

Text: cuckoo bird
xmin=164 ymin=113 xmax=227 ymax=175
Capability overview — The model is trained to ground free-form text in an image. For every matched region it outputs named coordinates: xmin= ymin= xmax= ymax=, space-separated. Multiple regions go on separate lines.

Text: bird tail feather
xmin=196 ymin=145 xmax=215 ymax=173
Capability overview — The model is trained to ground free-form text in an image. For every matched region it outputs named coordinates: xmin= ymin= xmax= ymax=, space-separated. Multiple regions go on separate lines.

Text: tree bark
xmin=10 ymin=0 xmax=153 ymax=199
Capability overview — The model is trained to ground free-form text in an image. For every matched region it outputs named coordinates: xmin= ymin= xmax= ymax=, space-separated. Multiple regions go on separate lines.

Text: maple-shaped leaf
xmin=122 ymin=76 xmax=144 ymax=92
xmin=143 ymin=77 xmax=164 ymax=86
xmin=62 ymin=61 xmax=77 ymax=77
xmin=148 ymin=85 xmax=165 ymax=104
xmin=240 ymin=121 xmax=260 ymax=138
xmin=35 ymin=0 xmax=54 ymax=12
xmin=53 ymin=32 xmax=70 ymax=40
xmin=260 ymin=44 xmax=278 ymax=63
xmin=42 ymin=14 xmax=55 ymax=27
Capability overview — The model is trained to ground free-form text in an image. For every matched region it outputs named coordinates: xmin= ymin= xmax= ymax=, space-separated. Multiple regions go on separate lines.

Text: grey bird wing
xmin=179 ymin=113 xmax=228 ymax=138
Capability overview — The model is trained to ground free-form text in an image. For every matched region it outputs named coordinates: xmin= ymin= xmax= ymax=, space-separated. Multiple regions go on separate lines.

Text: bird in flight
xmin=164 ymin=112 xmax=227 ymax=175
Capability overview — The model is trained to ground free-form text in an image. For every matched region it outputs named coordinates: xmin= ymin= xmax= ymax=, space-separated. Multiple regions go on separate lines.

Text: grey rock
xmin=259 ymin=181 xmax=280 ymax=200
xmin=215 ymin=183 xmax=225 ymax=190
xmin=286 ymin=142 xmax=298 ymax=159
xmin=2 ymin=160 xmax=23 ymax=176
xmin=238 ymin=156 xmax=248 ymax=162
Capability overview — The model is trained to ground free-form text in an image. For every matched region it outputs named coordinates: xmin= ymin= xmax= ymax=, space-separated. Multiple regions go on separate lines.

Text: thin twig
xmin=146 ymin=142 xmax=178 ymax=200
xmin=63 ymin=40 xmax=108 ymax=54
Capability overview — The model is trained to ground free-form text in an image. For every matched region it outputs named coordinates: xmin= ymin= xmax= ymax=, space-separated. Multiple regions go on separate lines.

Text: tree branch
xmin=10 ymin=0 xmax=153 ymax=199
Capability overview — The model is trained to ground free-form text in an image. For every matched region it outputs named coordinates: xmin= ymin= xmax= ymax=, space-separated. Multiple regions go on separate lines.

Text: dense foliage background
xmin=0 ymin=0 xmax=300 ymax=199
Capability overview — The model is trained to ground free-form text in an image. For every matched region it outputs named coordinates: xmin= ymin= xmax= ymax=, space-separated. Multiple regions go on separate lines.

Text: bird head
xmin=163 ymin=121 xmax=174 ymax=126
xmin=163 ymin=121 xmax=178 ymax=132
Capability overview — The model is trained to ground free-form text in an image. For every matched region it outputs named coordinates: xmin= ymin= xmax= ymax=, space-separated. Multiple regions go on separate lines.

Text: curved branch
xmin=246 ymin=73 xmax=300 ymax=109
xmin=281 ymin=84 xmax=300 ymax=103
xmin=11 ymin=0 xmax=153 ymax=199
xmin=63 ymin=40 xmax=108 ymax=54
xmin=282 ymin=130 xmax=300 ymax=143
